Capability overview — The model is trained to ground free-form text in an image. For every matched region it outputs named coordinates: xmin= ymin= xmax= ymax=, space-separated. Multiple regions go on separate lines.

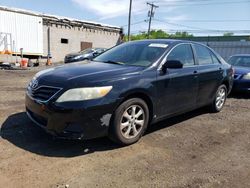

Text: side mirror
xmin=161 ymin=60 xmax=183 ymax=74
xmin=93 ymin=52 xmax=99 ymax=57
xmin=164 ymin=60 xmax=183 ymax=69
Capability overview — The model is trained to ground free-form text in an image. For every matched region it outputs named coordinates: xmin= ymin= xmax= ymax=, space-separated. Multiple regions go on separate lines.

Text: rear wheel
xmin=109 ymin=98 xmax=149 ymax=145
xmin=210 ymin=84 xmax=227 ymax=113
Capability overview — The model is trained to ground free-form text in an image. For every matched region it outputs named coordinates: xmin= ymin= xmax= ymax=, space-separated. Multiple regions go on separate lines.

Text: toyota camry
xmin=26 ymin=39 xmax=234 ymax=145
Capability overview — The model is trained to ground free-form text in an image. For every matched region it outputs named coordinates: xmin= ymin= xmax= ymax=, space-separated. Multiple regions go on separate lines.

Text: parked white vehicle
xmin=0 ymin=8 xmax=43 ymax=57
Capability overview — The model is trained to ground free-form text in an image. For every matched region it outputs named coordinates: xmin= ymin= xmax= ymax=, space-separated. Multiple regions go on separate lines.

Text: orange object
xmin=21 ymin=59 xmax=28 ymax=67
xmin=4 ymin=50 xmax=12 ymax=55
xmin=0 ymin=51 xmax=4 ymax=54
xmin=46 ymin=58 xmax=52 ymax=66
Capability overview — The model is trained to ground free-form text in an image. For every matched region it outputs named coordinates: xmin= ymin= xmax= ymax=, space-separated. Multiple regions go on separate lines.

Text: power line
xmin=157 ymin=0 xmax=250 ymax=7
xmin=154 ymin=18 xmax=209 ymax=30
xmin=154 ymin=0 xmax=219 ymax=2
xmin=150 ymin=19 xmax=250 ymax=33
xmin=165 ymin=29 xmax=250 ymax=34
xmin=121 ymin=19 xmax=250 ymax=32
xmin=154 ymin=0 xmax=241 ymax=3
xmin=125 ymin=0 xmax=250 ymax=35
xmin=130 ymin=29 xmax=250 ymax=35
xmin=121 ymin=18 xmax=250 ymax=28
xmin=147 ymin=2 xmax=159 ymax=38
xmin=121 ymin=20 xmax=146 ymax=28
xmin=167 ymin=19 xmax=250 ymax=23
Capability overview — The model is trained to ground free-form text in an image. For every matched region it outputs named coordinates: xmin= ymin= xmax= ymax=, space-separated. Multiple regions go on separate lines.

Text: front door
xmin=156 ymin=43 xmax=199 ymax=118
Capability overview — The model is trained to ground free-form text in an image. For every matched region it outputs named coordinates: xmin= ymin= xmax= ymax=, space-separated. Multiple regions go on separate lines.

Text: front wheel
xmin=109 ymin=98 xmax=149 ymax=145
xmin=210 ymin=84 xmax=227 ymax=113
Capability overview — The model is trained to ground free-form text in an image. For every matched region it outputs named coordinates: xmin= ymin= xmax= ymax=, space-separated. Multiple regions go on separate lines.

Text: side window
xmin=194 ymin=44 xmax=213 ymax=65
xmin=210 ymin=51 xmax=221 ymax=64
xmin=167 ymin=44 xmax=195 ymax=67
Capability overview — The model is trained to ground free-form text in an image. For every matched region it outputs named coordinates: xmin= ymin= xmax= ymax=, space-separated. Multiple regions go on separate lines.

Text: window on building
xmin=61 ymin=38 xmax=68 ymax=44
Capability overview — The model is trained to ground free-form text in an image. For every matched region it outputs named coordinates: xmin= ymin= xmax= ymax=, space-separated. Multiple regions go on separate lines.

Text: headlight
xmin=56 ymin=86 xmax=113 ymax=102
xmin=242 ymin=73 xmax=250 ymax=80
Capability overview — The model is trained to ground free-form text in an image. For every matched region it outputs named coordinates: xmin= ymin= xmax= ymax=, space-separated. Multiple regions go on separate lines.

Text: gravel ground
xmin=0 ymin=67 xmax=250 ymax=188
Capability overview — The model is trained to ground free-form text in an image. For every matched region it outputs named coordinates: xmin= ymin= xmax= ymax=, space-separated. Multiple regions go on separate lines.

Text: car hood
xmin=36 ymin=61 xmax=144 ymax=86
xmin=233 ymin=66 xmax=250 ymax=75
xmin=65 ymin=52 xmax=82 ymax=57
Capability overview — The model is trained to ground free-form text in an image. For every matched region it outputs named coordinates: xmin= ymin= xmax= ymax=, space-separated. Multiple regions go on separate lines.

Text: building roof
xmin=0 ymin=5 xmax=121 ymax=32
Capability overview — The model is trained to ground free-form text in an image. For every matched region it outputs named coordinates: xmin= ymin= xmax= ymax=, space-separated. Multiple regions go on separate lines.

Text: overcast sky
xmin=1 ymin=0 xmax=250 ymax=36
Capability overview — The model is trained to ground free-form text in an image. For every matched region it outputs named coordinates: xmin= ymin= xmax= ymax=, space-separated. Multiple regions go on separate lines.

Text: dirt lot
xmin=0 ymin=67 xmax=250 ymax=188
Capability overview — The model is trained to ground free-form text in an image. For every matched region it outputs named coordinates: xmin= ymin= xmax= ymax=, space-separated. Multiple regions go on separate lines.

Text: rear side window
xmin=194 ymin=44 xmax=213 ymax=65
xmin=210 ymin=52 xmax=221 ymax=64
xmin=167 ymin=44 xmax=195 ymax=67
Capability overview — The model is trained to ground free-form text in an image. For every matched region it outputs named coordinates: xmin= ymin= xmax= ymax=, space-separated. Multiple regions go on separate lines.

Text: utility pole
xmin=46 ymin=25 xmax=52 ymax=65
xmin=128 ymin=0 xmax=133 ymax=41
xmin=147 ymin=2 xmax=158 ymax=39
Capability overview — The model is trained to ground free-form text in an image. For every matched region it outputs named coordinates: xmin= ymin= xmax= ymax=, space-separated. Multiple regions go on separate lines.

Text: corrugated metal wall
xmin=205 ymin=41 xmax=250 ymax=60
xmin=0 ymin=10 xmax=43 ymax=55
xmin=173 ymin=36 xmax=250 ymax=61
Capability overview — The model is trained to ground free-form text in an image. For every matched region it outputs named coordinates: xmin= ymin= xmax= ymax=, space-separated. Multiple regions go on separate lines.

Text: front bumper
xmin=25 ymin=93 xmax=118 ymax=140
xmin=233 ymin=79 xmax=250 ymax=92
xmin=64 ymin=58 xmax=80 ymax=64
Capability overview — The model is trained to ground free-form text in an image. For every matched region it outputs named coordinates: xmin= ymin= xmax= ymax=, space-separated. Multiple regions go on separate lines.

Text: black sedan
xmin=64 ymin=48 xmax=106 ymax=63
xmin=26 ymin=39 xmax=233 ymax=145
xmin=228 ymin=54 xmax=250 ymax=92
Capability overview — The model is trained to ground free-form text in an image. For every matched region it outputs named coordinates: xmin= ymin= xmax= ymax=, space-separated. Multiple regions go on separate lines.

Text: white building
xmin=0 ymin=6 xmax=122 ymax=62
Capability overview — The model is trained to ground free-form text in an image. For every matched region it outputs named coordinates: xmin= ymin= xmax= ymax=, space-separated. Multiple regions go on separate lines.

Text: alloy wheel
xmin=120 ymin=105 xmax=145 ymax=139
xmin=215 ymin=87 xmax=226 ymax=110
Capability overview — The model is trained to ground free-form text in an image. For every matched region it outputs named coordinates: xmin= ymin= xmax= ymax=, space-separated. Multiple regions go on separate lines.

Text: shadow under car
xmin=1 ymin=107 xmax=210 ymax=157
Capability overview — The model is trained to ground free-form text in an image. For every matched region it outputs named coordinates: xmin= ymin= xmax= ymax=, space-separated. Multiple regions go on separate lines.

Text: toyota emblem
xmin=31 ymin=79 xmax=39 ymax=90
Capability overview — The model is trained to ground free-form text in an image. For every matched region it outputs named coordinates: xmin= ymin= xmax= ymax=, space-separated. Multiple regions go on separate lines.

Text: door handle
xmin=193 ymin=70 xmax=198 ymax=78
xmin=219 ymin=67 xmax=223 ymax=73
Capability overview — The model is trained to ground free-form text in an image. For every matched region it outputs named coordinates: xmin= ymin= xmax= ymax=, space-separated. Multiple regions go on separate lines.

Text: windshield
xmin=79 ymin=48 xmax=93 ymax=54
xmin=228 ymin=56 xmax=250 ymax=67
xmin=93 ymin=41 xmax=169 ymax=67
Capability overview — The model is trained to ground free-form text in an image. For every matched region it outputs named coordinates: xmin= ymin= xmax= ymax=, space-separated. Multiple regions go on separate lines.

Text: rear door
xmin=156 ymin=43 xmax=199 ymax=118
xmin=192 ymin=44 xmax=223 ymax=106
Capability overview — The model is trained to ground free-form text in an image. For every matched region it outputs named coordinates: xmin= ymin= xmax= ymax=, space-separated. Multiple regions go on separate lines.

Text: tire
xmin=109 ymin=98 xmax=149 ymax=145
xmin=210 ymin=84 xmax=227 ymax=113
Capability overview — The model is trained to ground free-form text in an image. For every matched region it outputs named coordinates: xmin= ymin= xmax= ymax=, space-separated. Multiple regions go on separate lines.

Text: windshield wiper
xmin=103 ymin=60 xmax=124 ymax=65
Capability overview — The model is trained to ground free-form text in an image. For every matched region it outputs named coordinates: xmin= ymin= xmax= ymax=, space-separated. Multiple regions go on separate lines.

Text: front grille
xmin=28 ymin=86 xmax=61 ymax=102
